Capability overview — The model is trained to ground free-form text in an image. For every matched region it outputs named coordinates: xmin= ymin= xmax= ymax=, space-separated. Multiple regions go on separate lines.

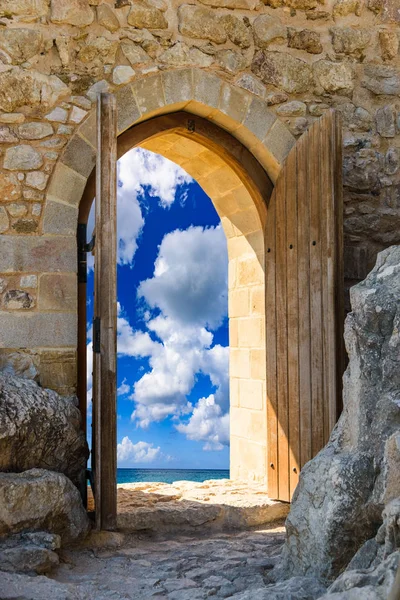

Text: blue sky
xmin=86 ymin=148 xmax=230 ymax=470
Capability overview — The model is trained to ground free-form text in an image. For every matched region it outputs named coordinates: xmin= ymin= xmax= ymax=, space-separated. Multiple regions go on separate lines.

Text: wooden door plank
xmin=265 ymin=191 xmax=279 ymax=498
xmin=94 ymin=93 xmax=118 ymax=531
xmin=334 ymin=112 xmax=344 ymax=420
xmin=296 ymin=134 xmax=312 ymax=469
xmin=308 ymin=121 xmax=324 ymax=457
xmin=285 ymin=148 xmax=300 ymax=497
xmin=275 ymin=174 xmax=290 ymax=502
xmin=320 ymin=110 xmax=336 ymax=444
xmin=266 ymin=190 xmax=278 ymax=499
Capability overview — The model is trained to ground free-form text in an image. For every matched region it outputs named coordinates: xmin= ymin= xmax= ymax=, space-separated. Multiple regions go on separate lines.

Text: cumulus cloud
xmin=88 ymin=148 xmax=193 ymax=267
xmin=115 ymin=226 xmax=230 ymax=449
xmin=117 ymin=437 xmax=161 ymax=464
xmin=176 ymin=395 xmax=230 ymax=451
xmin=139 ymin=226 xmax=228 ymax=329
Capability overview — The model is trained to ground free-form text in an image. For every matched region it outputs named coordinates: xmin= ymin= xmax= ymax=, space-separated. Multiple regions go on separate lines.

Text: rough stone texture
xmin=287 ymin=28 xmax=323 ymax=54
xmin=314 ymin=60 xmax=354 ymax=94
xmin=50 ymin=0 xmax=94 ymax=26
xmin=251 ymin=51 xmax=313 ymax=94
xmin=330 ymin=27 xmax=371 ymax=59
xmin=0 ymin=28 xmax=43 ymax=64
xmin=91 ymin=479 xmax=289 ymax=534
xmin=178 ymin=4 xmax=227 ymax=43
xmin=0 ymin=532 xmax=61 ymax=574
xmin=4 ymin=145 xmax=43 ymax=171
xmin=252 ymin=15 xmax=286 ymax=48
xmin=127 ymin=1 xmax=167 ymax=29
xmin=0 ymin=375 xmax=88 ymax=485
xmin=0 ymin=469 xmax=90 ymax=544
xmin=1 ymin=524 xmax=288 ymax=600
xmin=278 ymin=245 xmax=400 ymax=581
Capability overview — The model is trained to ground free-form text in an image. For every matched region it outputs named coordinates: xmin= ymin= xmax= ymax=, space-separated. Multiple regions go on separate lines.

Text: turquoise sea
xmin=117 ymin=468 xmax=230 ymax=485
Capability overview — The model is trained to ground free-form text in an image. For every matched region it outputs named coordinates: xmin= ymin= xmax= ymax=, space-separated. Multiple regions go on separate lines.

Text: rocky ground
xmin=0 ymin=522 xmax=328 ymax=600
xmin=87 ymin=480 xmax=290 ymax=534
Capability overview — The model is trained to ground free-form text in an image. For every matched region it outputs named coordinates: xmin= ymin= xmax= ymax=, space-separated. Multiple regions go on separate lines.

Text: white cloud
xmin=117 ymin=436 xmax=161 ymax=464
xmin=87 ymin=147 xmax=193 ymax=267
xmin=176 ymin=395 xmax=230 ymax=451
xmin=117 ymin=378 xmax=131 ymax=397
xmin=113 ymin=225 xmax=229 ymax=445
xmin=139 ymin=226 xmax=228 ymax=329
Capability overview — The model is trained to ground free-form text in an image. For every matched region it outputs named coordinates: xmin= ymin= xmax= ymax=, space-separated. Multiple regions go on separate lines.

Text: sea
xmin=116 ymin=468 xmax=230 ymax=485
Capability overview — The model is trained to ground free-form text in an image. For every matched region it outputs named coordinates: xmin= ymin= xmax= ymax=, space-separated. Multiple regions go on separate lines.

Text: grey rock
xmin=278 ymin=245 xmax=400 ymax=581
xmin=0 ymin=531 xmax=60 ymax=573
xmin=228 ymin=576 xmax=326 ymax=599
xmin=0 ymin=469 xmax=91 ymax=544
xmin=3 ymin=145 xmax=43 ymax=171
xmin=251 ymin=51 xmax=313 ymax=94
xmin=0 ymin=374 xmax=88 ymax=485
xmin=0 ymin=570 xmax=82 ymax=600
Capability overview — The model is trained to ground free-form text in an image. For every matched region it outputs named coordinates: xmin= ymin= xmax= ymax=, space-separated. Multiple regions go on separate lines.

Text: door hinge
xmin=93 ymin=317 xmax=101 ymax=353
xmin=77 ymin=223 xmax=96 ymax=283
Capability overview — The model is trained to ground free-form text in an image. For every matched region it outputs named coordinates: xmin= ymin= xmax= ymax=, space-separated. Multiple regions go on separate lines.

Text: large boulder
xmin=0 ymin=469 xmax=91 ymax=544
xmin=279 ymin=245 xmax=400 ymax=581
xmin=0 ymin=374 xmax=88 ymax=486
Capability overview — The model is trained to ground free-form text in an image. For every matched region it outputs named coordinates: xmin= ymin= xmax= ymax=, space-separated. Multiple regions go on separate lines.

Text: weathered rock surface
xmin=278 ymin=245 xmax=400 ymax=581
xmin=0 ymin=531 xmax=60 ymax=574
xmin=0 ymin=374 xmax=88 ymax=485
xmin=0 ymin=469 xmax=91 ymax=544
xmin=90 ymin=479 xmax=289 ymax=534
xmin=251 ymin=51 xmax=313 ymax=94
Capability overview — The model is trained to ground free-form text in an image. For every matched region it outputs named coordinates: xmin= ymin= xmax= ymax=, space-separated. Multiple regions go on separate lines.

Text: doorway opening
xmin=78 ymin=113 xmax=272 ymax=525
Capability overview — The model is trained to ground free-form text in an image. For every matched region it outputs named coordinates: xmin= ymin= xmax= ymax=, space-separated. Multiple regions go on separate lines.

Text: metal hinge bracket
xmin=93 ymin=317 xmax=101 ymax=353
xmin=77 ymin=223 xmax=96 ymax=283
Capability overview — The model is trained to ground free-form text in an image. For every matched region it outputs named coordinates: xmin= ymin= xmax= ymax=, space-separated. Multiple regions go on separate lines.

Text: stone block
xmin=61 ymin=135 xmax=96 ymax=178
xmin=132 ymin=75 xmax=165 ymax=117
xmin=193 ymin=70 xmax=222 ymax=112
xmin=230 ymin=435 xmax=267 ymax=484
xmin=263 ymin=120 xmax=296 ymax=166
xmin=0 ymin=312 xmax=77 ymax=348
xmin=37 ymin=349 xmax=77 ymax=395
xmin=127 ymin=1 xmax=167 ymax=29
xmin=115 ymin=85 xmax=141 ymax=134
xmin=250 ymin=348 xmax=266 ymax=380
xmin=243 ymin=97 xmax=276 ymax=143
xmin=230 ymin=406 xmax=266 ymax=444
xmin=47 ymin=163 xmax=87 ymax=207
xmin=251 ymin=286 xmax=265 ymax=315
xmin=178 ymin=5 xmax=226 ymax=44
xmin=230 ymin=208 xmax=261 ymax=236
xmin=229 ymin=288 xmax=249 ymax=318
xmin=238 ymin=317 xmax=264 ymax=348
xmin=0 ymin=236 xmax=76 ymax=273
xmin=42 ymin=201 xmax=78 ymax=235
xmin=237 ymin=255 xmax=264 ymax=286
xmin=162 ymin=69 xmax=193 ymax=107
xmin=38 ymin=273 xmax=77 ymax=312
xmin=239 ymin=378 xmax=264 ymax=410
xmin=218 ymin=83 xmax=250 ymax=127
xmin=230 ymin=347 xmax=251 ymax=379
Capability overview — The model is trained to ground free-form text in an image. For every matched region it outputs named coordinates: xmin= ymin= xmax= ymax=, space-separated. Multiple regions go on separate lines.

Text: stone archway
xmin=41 ymin=69 xmax=296 ymax=486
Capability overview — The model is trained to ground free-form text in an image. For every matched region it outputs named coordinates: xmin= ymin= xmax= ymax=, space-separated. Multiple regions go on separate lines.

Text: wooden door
xmin=92 ymin=93 xmax=118 ymax=530
xmin=266 ymin=110 xmax=343 ymax=502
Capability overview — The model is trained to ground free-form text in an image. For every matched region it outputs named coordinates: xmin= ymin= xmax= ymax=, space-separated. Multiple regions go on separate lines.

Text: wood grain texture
xmin=266 ymin=110 xmax=343 ymax=501
xmin=93 ymin=93 xmax=118 ymax=531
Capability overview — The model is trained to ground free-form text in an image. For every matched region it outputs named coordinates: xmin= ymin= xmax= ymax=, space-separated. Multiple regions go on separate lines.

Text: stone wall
xmin=0 ymin=0 xmax=399 ymax=465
